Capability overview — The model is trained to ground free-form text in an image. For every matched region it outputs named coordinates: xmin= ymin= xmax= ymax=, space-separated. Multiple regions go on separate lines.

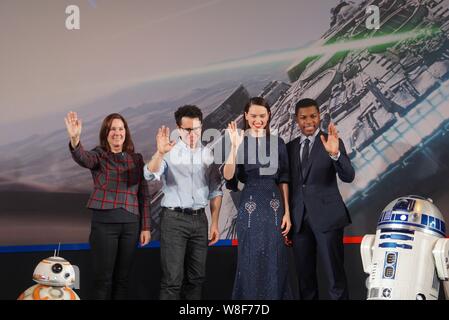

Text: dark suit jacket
xmin=287 ymin=131 xmax=355 ymax=233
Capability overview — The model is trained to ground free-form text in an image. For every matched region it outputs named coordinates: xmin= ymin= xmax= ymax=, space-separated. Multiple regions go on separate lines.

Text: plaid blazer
xmin=70 ymin=142 xmax=151 ymax=231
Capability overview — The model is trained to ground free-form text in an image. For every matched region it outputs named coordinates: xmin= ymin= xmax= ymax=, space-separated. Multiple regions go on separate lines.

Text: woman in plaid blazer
xmin=65 ymin=112 xmax=151 ymax=300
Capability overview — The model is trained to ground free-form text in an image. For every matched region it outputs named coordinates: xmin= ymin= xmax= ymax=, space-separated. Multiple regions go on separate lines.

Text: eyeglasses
xmin=179 ymin=126 xmax=202 ymax=134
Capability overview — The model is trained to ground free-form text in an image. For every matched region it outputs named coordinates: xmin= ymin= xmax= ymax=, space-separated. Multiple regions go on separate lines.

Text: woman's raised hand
xmin=64 ymin=111 xmax=82 ymax=148
xmin=227 ymin=121 xmax=244 ymax=149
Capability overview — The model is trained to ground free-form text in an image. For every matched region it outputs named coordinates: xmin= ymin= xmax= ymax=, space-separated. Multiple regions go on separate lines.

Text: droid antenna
xmin=56 ymin=242 xmax=61 ymax=257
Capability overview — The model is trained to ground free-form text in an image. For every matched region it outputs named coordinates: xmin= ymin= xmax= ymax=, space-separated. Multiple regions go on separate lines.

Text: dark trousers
xmin=89 ymin=221 xmax=139 ymax=300
xmin=292 ymin=210 xmax=348 ymax=300
xmin=159 ymin=208 xmax=209 ymax=300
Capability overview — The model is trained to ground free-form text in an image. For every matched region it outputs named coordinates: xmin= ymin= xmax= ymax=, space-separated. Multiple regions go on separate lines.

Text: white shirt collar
xmin=300 ymin=128 xmax=320 ymax=144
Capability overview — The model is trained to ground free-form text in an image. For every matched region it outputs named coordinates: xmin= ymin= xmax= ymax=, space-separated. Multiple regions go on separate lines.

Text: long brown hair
xmin=243 ymin=97 xmax=271 ymax=135
xmin=99 ymin=113 xmax=135 ymax=153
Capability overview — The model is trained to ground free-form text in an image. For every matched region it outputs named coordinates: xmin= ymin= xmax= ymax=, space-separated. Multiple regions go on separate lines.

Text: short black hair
xmin=174 ymin=105 xmax=203 ymax=126
xmin=295 ymin=98 xmax=319 ymax=115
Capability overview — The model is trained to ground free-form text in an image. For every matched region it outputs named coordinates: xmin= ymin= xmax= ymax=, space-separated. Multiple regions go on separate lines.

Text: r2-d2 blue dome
xmin=378 ymin=195 xmax=446 ymax=239
xmin=361 ymin=195 xmax=449 ymax=300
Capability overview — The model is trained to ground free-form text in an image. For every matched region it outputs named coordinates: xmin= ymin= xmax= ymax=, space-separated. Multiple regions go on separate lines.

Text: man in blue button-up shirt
xmin=144 ymin=105 xmax=223 ymax=300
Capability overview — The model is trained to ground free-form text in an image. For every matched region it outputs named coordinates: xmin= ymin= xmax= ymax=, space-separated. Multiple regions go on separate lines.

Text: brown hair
xmin=243 ymin=97 xmax=271 ymax=135
xmin=99 ymin=113 xmax=135 ymax=153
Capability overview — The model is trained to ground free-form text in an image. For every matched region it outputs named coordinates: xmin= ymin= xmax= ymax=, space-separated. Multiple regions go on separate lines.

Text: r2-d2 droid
xmin=18 ymin=256 xmax=80 ymax=300
xmin=361 ymin=195 xmax=449 ymax=300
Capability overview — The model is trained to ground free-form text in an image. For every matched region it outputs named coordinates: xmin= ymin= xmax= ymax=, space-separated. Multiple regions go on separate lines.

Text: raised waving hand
xmin=64 ymin=111 xmax=82 ymax=148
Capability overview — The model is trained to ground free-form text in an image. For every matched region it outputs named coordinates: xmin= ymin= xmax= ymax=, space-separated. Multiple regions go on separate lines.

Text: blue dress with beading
xmin=226 ymin=134 xmax=292 ymax=300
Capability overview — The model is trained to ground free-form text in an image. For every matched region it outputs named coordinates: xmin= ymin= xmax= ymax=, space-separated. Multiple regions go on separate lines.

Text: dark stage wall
xmin=2 ymin=245 xmax=369 ymax=300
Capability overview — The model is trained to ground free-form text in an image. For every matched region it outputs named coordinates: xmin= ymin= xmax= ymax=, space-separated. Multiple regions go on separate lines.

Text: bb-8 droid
xmin=18 ymin=256 xmax=80 ymax=300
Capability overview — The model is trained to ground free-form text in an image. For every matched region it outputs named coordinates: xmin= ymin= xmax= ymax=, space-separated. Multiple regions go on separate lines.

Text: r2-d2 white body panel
xmin=361 ymin=195 xmax=449 ymax=300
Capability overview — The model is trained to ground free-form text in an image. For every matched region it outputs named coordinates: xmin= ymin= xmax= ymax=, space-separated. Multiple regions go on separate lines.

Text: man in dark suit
xmin=287 ymin=98 xmax=355 ymax=300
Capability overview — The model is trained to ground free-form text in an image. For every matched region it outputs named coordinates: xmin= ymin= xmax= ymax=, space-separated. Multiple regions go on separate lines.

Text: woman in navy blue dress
xmin=223 ymin=97 xmax=292 ymax=300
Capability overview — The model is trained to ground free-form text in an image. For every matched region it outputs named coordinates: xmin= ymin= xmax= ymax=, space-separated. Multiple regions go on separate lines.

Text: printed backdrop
xmin=1 ymin=0 xmax=449 ymax=246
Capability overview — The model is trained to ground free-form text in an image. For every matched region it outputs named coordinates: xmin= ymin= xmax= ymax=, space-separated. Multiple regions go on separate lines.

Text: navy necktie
xmin=301 ymin=138 xmax=310 ymax=177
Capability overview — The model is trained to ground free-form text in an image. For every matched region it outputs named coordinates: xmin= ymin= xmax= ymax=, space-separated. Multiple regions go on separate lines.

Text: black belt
xmin=167 ymin=207 xmax=205 ymax=215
